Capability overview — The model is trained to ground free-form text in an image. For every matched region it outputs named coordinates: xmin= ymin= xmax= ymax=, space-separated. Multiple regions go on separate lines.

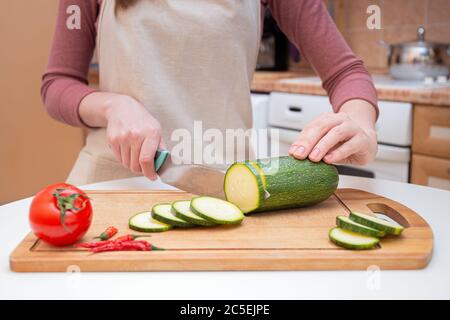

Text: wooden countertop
xmin=251 ymin=71 xmax=450 ymax=106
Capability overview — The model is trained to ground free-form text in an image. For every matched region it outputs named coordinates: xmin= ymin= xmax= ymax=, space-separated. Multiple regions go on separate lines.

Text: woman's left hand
xmin=288 ymin=99 xmax=378 ymax=165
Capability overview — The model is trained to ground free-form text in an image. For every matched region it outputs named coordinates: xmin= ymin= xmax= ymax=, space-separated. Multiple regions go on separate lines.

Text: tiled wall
xmin=341 ymin=0 xmax=450 ymax=73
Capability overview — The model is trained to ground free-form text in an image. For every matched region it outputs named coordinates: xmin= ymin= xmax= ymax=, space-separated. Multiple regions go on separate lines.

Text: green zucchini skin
xmin=190 ymin=197 xmax=244 ymax=225
xmin=151 ymin=204 xmax=195 ymax=228
xmin=128 ymin=211 xmax=172 ymax=233
xmin=329 ymin=227 xmax=379 ymax=250
xmin=336 ymin=216 xmax=386 ymax=238
xmin=349 ymin=211 xmax=404 ymax=235
xmin=225 ymin=156 xmax=339 ymax=213
xmin=171 ymin=201 xmax=217 ymax=227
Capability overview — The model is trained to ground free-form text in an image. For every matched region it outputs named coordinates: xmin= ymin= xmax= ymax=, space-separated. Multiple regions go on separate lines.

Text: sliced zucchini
xmin=336 ymin=216 xmax=386 ymax=238
xmin=190 ymin=196 xmax=244 ymax=225
xmin=246 ymin=161 xmax=267 ymax=188
xmin=171 ymin=200 xmax=216 ymax=226
xmin=329 ymin=227 xmax=380 ymax=250
xmin=129 ymin=211 xmax=172 ymax=233
xmin=224 ymin=163 xmax=264 ymax=213
xmin=349 ymin=211 xmax=404 ymax=235
xmin=151 ymin=203 xmax=194 ymax=228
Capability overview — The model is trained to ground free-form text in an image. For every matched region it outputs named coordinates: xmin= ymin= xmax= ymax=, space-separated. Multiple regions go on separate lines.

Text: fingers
xmin=120 ymin=143 xmax=131 ymax=169
xmin=140 ymin=136 xmax=160 ymax=181
xmin=309 ymin=123 xmax=359 ymax=162
xmin=158 ymin=138 xmax=167 ymax=150
xmin=323 ymin=136 xmax=362 ymax=164
xmin=130 ymin=138 xmax=144 ymax=173
xmin=110 ymin=142 xmax=122 ymax=164
xmin=289 ymin=113 xmax=347 ymax=160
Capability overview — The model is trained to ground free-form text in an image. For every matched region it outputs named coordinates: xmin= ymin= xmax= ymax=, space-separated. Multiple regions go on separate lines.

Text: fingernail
xmin=311 ymin=148 xmax=320 ymax=159
xmin=324 ymin=154 xmax=333 ymax=162
xmin=293 ymin=146 xmax=305 ymax=157
xmin=288 ymin=145 xmax=297 ymax=154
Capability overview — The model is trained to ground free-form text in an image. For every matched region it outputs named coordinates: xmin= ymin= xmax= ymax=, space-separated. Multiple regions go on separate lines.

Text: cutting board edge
xmin=10 ymin=249 xmax=432 ymax=272
xmin=10 ymin=233 xmax=433 ymax=273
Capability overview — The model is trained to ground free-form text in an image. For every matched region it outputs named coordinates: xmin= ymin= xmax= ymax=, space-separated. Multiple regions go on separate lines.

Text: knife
xmin=154 ymin=149 xmax=226 ymax=199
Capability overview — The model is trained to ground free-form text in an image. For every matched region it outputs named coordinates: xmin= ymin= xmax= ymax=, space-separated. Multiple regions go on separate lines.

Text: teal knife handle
xmin=154 ymin=149 xmax=169 ymax=172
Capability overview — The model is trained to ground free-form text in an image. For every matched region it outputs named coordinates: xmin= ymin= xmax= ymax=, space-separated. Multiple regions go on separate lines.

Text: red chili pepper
xmin=75 ymin=241 xmax=108 ymax=249
xmin=96 ymin=226 xmax=118 ymax=240
xmin=75 ymin=238 xmax=164 ymax=253
xmin=91 ymin=240 xmax=159 ymax=253
xmin=115 ymin=234 xmax=137 ymax=242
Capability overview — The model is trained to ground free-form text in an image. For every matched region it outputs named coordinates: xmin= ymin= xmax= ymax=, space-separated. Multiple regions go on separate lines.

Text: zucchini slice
xmin=129 ymin=211 xmax=172 ymax=233
xmin=171 ymin=200 xmax=216 ymax=227
xmin=151 ymin=203 xmax=194 ymax=228
xmin=336 ymin=216 xmax=386 ymax=238
xmin=246 ymin=161 xmax=267 ymax=188
xmin=349 ymin=211 xmax=404 ymax=235
xmin=224 ymin=163 xmax=264 ymax=213
xmin=190 ymin=196 xmax=244 ymax=225
xmin=329 ymin=227 xmax=380 ymax=250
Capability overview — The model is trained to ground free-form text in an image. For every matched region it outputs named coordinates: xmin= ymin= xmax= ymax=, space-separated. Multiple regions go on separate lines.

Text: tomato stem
xmin=53 ymin=188 xmax=88 ymax=233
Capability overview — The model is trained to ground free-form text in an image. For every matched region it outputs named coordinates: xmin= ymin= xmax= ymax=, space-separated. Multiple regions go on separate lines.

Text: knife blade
xmin=155 ymin=150 xmax=226 ymax=199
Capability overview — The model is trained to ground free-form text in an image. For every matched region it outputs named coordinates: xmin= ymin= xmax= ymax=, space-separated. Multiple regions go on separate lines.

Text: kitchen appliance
xmin=10 ymin=188 xmax=432 ymax=272
xmin=380 ymin=26 xmax=450 ymax=80
xmin=156 ymin=150 xmax=225 ymax=198
xmin=256 ymin=10 xmax=289 ymax=71
xmin=267 ymin=91 xmax=413 ymax=182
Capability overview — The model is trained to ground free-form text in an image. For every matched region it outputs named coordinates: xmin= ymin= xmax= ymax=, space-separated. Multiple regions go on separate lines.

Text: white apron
xmin=67 ymin=0 xmax=261 ymax=185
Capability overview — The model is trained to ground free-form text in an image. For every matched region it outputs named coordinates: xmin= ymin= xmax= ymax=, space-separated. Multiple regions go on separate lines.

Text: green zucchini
xmin=224 ymin=156 xmax=339 ymax=213
xmin=329 ymin=227 xmax=380 ymax=250
xmin=171 ymin=200 xmax=216 ymax=227
xmin=190 ymin=196 xmax=244 ymax=225
xmin=349 ymin=211 xmax=404 ymax=235
xmin=336 ymin=216 xmax=386 ymax=238
xmin=129 ymin=211 xmax=172 ymax=232
xmin=151 ymin=203 xmax=194 ymax=228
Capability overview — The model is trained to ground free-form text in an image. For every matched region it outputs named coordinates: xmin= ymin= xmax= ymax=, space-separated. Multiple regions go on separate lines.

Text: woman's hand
xmin=288 ymin=99 xmax=378 ymax=165
xmin=104 ymin=95 xmax=164 ymax=180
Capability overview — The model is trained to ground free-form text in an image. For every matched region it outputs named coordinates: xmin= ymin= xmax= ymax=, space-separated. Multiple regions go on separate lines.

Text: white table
xmin=1 ymin=176 xmax=449 ymax=300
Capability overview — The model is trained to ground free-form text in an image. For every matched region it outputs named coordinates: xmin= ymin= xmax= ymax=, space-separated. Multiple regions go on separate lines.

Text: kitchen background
xmin=1 ymin=0 xmax=450 ymax=204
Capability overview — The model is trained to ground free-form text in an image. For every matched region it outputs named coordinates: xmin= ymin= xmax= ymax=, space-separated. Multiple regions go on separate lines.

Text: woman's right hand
xmin=104 ymin=95 xmax=164 ymax=181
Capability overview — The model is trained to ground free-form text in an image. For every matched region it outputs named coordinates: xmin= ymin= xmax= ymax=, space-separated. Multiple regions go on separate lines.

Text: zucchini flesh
xmin=190 ymin=196 xmax=244 ymax=225
xmin=336 ymin=216 xmax=386 ymax=238
xmin=129 ymin=211 xmax=172 ymax=232
xmin=223 ymin=163 xmax=263 ymax=213
xmin=225 ymin=157 xmax=338 ymax=213
xmin=349 ymin=211 xmax=404 ymax=235
xmin=247 ymin=161 xmax=267 ymax=188
xmin=151 ymin=203 xmax=194 ymax=228
xmin=171 ymin=200 xmax=216 ymax=227
xmin=329 ymin=227 xmax=379 ymax=250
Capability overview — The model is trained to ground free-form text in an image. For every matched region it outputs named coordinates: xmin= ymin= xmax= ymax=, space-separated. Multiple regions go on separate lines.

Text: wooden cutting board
xmin=10 ymin=189 xmax=433 ymax=272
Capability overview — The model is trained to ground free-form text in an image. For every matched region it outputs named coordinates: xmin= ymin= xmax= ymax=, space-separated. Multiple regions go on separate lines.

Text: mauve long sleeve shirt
xmin=41 ymin=0 xmax=378 ymax=128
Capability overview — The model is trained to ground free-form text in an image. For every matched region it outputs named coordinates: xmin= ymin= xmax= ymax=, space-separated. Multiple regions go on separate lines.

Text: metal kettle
xmin=380 ymin=27 xmax=450 ymax=80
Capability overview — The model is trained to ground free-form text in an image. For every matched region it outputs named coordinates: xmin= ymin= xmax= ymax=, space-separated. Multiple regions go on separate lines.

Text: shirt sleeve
xmin=265 ymin=0 xmax=379 ymax=116
xmin=40 ymin=0 xmax=99 ymax=127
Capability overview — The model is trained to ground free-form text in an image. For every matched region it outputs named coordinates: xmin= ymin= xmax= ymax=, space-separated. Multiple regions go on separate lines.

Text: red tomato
xmin=29 ymin=183 xmax=93 ymax=246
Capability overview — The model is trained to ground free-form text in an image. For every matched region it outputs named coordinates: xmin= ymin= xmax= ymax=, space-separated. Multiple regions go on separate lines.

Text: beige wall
xmin=0 ymin=1 xmax=84 ymax=204
xmin=341 ymin=0 xmax=450 ymax=73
